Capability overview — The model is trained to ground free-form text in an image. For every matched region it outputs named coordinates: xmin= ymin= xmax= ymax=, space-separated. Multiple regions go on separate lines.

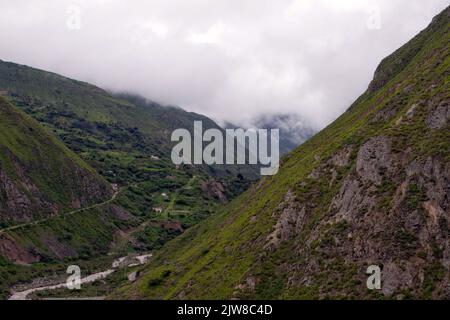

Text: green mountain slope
xmin=0 ymin=96 xmax=111 ymax=226
xmin=0 ymin=61 xmax=258 ymax=183
xmin=113 ymin=7 xmax=449 ymax=300
xmin=0 ymin=94 xmax=178 ymax=269
xmin=0 ymin=59 xmax=258 ymax=264
xmin=0 ymin=97 xmax=134 ymax=297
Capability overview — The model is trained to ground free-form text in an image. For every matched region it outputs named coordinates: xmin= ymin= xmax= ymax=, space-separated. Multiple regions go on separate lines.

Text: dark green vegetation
xmin=0 ymin=61 xmax=258 ymax=221
xmin=0 ymin=97 xmax=111 ymax=226
xmin=113 ymin=7 xmax=449 ymax=300
xmin=0 ymin=59 xmax=257 ymax=224
xmin=0 ymin=53 xmax=257 ymax=298
xmin=0 ymin=96 xmax=119 ymax=298
xmin=0 ymin=62 xmax=257 ymax=191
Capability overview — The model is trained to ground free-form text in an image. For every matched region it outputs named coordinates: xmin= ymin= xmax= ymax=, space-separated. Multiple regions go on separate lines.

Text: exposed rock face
xmin=237 ymin=129 xmax=448 ymax=299
xmin=237 ymin=130 xmax=447 ymax=300
xmin=108 ymin=205 xmax=135 ymax=221
xmin=41 ymin=235 xmax=78 ymax=260
xmin=0 ymin=97 xmax=121 ymax=265
xmin=0 ymin=234 xmax=40 ymax=264
xmin=234 ymin=275 xmax=258 ymax=296
xmin=150 ymin=220 xmax=184 ymax=233
xmin=356 ymin=136 xmax=392 ymax=185
xmin=287 ymin=144 xmax=449 ymax=299
xmin=427 ymin=100 xmax=450 ymax=129
xmin=371 ymin=107 xmax=398 ymax=123
xmin=265 ymin=191 xmax=306 ymax=250
xmin=201 ymin=180 xmax=227 ymax=203
xmin=0 ymin=167 xmax=49 ymax=223
xmin=331 ymin=146 xmax=352 ymax=168
xmin=0 ymin=158 xmax=111 ymax=225
xmin=331 ymin=178 xmax=377 ymax=218
xmin=0 ymin=147 xmax=61 ymax=223
xmin=0 ymin=203 xmax=136 ymax=263
xmin=0 ymin=98 xmax=112 ymax=226
xmin=110 ymin=7 xmax=450 ymax=300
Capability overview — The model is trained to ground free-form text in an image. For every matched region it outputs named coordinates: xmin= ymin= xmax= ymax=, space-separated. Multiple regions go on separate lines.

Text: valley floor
xmin=9 ymin=252 xmax=152 ymax=300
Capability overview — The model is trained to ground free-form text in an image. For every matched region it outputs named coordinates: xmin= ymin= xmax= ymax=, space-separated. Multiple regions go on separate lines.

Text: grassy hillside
xmin=113 ymin=6 xmax=449 ymax=300
xmin=0 ymin=96 xmax=111 ymax=226
xmin=0 ymin=58 xmax=257 ymax=265
xmin=0 ymin=61 xmax=258 ymax=183
xmin=0 ymin=96 xmax=217 ymax=298
xmin=0 ymin=97 xmax=131 ymax=298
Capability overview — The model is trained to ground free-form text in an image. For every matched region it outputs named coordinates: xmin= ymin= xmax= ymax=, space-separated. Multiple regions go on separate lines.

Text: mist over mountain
xmin=225 ymin=113 xmax=316 ymax=155
xmin=253 ymin=113 xmax=316 ymax=154
xmin=0 ymin=1 xmax=448 ymax=128
xmin=0 ymin=59 xmax=257 ymax=298
xmin=0 ymin=1 xmax=448 ymax=304
xmin=114 ymin=6 xmax=450 ymax=300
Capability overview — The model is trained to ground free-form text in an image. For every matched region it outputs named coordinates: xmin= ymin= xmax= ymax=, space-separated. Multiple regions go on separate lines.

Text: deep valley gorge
xmin=0 ymin=3 xmax=448 ymax=303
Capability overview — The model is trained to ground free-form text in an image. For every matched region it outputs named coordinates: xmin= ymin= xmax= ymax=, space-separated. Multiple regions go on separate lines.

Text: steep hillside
xmin=114 ymin=7 xmax=449 ymax=300
xmin=253 ymin=113 xmax=315 ymax=155
xmin=0 ymin=96 xmax=111 ymax=226
xmin=0 ymin=60 xmax=258 ymax=264
xmin=0 ymin=62 xmax=258 ymax=183
xmin=0 ymin=97 xmax=134 ymax=298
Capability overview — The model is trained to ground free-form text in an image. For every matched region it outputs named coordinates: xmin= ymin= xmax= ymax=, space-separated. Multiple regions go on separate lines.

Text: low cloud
xmin=0 ymin=0 xmax=448 ymax=129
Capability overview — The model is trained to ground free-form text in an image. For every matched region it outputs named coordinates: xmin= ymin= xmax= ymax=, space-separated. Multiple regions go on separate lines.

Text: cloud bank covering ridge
xmin=0 ymin=0 xmax=448 ymax=129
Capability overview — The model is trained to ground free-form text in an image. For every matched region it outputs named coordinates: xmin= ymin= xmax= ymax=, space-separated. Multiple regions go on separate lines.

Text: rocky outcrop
xmin=253 ymin=131 xmax=448 ymax=299
xmin=426 ymin=100 xmax=450 ymax=129
xmin=0 ymin=158 xmax=111 ymax=225
xmin=294 ymin=142 xmax=449 ymax=298
xmin=0 ymin=234 xmax=40 ymax=264
xmin=356 ymin=136 xmax=392 ymax=185
xmin=265 ymin=190 xmax=306 ymax=250
xmin=0 ymin=97 xmax=112 ymax=226
xmin=0 ymin=161 xmax=59 ymax=224
xmin=109 ymin=6 xmax=450 ymax=300
xmin=150 ymin=220 xmax=184 ymax=233
xmin=201 ymin=180 xmax=227 ymax=203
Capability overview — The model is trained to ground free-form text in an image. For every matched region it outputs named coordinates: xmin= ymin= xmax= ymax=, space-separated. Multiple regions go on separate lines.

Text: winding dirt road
xmin=0 ymin=188 xmax=122 ymax=235
xmin=9 ymin=253 xmax=152 ymax=300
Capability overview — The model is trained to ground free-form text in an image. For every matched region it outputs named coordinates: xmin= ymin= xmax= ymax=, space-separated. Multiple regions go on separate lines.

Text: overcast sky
xmin=0 ymin=0 xmax=448 ymax=128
